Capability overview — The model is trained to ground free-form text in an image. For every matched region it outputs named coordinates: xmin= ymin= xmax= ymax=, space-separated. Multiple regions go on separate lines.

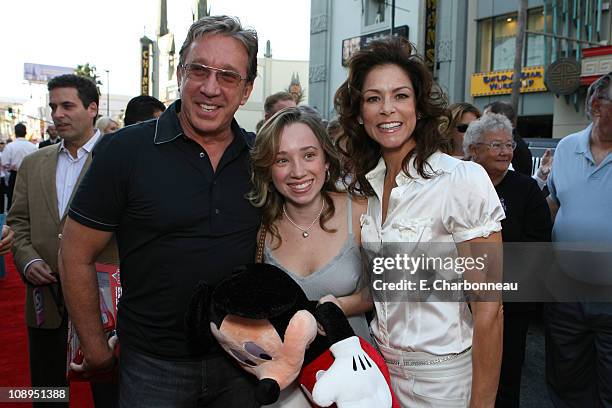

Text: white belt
xmin=383 ymin=347 xmax=471 ymax=367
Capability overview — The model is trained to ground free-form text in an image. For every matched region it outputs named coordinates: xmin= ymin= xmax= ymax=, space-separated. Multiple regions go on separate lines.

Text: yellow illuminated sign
xmin=471 ymin=66 xmax=547 ymax=97
xmin=424 ymin=0 xmax=437 ymax=72
xmin=141 ymin=47 xmax=150 ymax=96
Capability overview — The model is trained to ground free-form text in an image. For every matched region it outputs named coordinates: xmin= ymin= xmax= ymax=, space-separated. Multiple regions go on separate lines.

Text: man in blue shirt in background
xmin=545 ymin=72 xmax=612 ymax=407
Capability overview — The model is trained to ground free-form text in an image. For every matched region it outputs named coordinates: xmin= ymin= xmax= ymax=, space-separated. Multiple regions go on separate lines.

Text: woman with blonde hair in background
xmin=441 ymin=102 xmax=481 ymax=159
xmin=95 ymin=116 xmax=120 ymax=135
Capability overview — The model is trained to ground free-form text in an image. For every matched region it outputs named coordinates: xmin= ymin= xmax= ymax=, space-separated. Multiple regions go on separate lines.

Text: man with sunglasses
xmin=59 ymin=16 xmax=261 ymax=407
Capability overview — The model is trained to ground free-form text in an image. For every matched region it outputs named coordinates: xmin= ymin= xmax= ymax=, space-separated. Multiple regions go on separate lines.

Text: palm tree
xmin=75 ymin=63 xmax=102 ymax=95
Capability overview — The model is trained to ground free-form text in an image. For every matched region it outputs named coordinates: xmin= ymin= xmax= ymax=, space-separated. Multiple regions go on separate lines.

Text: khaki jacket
xmin=8 ymin=143 xmax=117 ymax=329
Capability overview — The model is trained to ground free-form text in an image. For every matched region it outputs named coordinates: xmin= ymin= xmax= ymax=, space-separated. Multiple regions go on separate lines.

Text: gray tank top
xmin=264 ymin=197 xmax=372 ymax=342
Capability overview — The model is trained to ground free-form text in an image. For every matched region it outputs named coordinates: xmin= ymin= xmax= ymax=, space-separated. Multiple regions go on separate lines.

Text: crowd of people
xmin=0 ymin=94 xmax=167 ymax=203
xmin=0 ymin=13 xmax=610 ymax=408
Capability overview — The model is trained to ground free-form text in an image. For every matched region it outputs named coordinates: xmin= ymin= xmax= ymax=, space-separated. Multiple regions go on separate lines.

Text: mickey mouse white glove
xmin=312 ymin=336 xmax=392 ymax=408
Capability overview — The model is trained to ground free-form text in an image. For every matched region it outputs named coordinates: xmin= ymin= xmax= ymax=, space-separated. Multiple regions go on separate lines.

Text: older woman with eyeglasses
xmin=464 ymin=113 xmax=517 ymax=185
xmin=464 ymin=112 xmax=552 ymax=408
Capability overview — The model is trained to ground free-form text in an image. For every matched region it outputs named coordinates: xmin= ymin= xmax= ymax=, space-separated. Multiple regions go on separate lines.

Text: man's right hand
xmin=70 ymin=334 xmax=118 ymax=378
xmin=0 ymin=225 xmax=14 ymax=256
xmin=25 ymin=260 xmax=57 ymax=285
xmin=537 ymin=148 xmax=554 ymax=180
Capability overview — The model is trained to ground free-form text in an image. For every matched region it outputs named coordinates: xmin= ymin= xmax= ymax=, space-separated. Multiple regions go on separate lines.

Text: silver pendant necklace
xmin=283 ymin=199 xmax=325 ymax=238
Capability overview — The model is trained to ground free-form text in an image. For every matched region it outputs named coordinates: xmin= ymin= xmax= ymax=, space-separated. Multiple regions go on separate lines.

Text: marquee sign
xmin=471 ymin=66 xmax=547 ymax=97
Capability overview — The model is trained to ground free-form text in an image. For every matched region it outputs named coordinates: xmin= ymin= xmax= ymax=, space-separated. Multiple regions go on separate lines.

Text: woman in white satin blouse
xmin=331 ymin=37 xmax=505 ymax=407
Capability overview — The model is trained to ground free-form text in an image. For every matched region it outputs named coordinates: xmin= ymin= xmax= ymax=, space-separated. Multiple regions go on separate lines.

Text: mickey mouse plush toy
xmin=186 ymin=263 xmax=398 ymax=407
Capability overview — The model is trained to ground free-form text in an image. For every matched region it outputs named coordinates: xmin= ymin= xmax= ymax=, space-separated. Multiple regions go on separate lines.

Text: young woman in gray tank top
xmin=248 ymin=107 xmax=373 ymax=407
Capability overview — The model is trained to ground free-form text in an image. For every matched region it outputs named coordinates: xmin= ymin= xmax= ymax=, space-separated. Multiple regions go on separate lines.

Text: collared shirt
xmin=548 ymin=124 xmax=612 ymax=243
xmin=22 ymin=130 xmax=101 ymax=276
xmin=3 ymin=137 xmax=37 ymax=171
xmin=361 ymin=151 xmax=504 ymax=355
xmin=69 ymin=100 xmax=261 ymax=360
xmin=56 ymin=130 xmax=100 ymax=218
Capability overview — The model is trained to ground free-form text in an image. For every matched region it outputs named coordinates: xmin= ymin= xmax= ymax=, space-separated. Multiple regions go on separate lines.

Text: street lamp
xmin=391 ymin=0 xmax=396 ymax=35
xmin=105 ymin=69 xmax=110 ymax=116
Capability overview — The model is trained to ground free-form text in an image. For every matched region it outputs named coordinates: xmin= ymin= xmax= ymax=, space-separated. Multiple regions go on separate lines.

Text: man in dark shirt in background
xmin=123 ymin=95 xmax=167 ymax=126
xmin=39 ymin=124 xmax=61 ymax=148
xmin=59 ymin=16 xmax=261 ymax=407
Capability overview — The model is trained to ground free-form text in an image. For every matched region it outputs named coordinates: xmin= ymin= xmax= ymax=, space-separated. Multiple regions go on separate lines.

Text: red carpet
xmin=0 ymin=254 xmax=93 ymax=407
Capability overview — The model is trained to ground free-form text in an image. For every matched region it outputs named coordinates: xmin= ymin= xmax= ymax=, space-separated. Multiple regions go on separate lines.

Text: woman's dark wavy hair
xmin=334 ymin=37 xmax=449 ymax=196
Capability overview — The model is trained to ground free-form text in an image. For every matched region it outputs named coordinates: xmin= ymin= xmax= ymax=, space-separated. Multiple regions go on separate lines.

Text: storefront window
xmin=526 ymin=8 xmax=550 ymax=66
xmin=477 ymin=8 xmax=551 ymax=72
xmin=365 ymin=0 xmax=386 ymax=26
xmin=477 ymin=19 xmax=493 ymax=72
xmin=493 ymin=14 xmax=517 ymax=70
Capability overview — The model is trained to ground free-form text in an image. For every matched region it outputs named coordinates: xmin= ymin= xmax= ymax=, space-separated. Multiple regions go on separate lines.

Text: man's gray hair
xmin=179 ymin=15 xmax=258 ymax=82
xmin=463 ymin=112 xmax=513 ymax=157
xmin=585 ymin=72 xmax=612 ymax=120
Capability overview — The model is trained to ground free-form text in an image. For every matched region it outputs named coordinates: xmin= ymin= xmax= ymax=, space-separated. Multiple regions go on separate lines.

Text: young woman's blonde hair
xmin=248 ymin=106 xmax=342 ymax=247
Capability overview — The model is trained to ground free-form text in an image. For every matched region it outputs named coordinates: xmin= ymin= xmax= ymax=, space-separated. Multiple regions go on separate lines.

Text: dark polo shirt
xmin=69 ymin=100 xmax=261 ymax=360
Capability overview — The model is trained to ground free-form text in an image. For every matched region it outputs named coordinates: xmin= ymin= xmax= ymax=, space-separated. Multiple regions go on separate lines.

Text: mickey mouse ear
xmin=212 ymin=263 xmax=309 ymax=320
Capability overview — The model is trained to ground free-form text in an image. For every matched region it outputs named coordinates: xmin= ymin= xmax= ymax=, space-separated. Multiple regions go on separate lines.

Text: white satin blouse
xmin=361 ymin=151 xmax=505 ymax=355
